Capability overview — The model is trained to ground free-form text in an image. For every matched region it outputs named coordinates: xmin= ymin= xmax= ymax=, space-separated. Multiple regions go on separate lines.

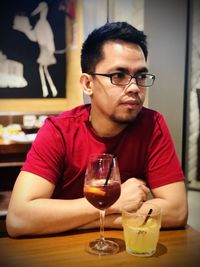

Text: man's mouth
xmin=120 ymin=99 xmax=140 ymax=109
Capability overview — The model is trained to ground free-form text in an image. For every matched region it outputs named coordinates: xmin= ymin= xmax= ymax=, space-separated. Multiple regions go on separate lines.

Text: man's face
xmin=90 ymin=41 xmax=148 ymax=124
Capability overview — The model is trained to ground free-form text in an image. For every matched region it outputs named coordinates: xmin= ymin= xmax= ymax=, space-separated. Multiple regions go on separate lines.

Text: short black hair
xmin=81 ymin=21 xmax=148 ymax=73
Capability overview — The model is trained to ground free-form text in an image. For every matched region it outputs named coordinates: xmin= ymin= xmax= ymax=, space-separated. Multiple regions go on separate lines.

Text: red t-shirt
xmin=22 ymin=104 xmax=184 ymax=199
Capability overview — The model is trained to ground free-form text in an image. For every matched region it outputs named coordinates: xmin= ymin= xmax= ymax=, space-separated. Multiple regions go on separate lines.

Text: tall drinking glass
xmin=84 ymin=154 xmax=121 ymax=255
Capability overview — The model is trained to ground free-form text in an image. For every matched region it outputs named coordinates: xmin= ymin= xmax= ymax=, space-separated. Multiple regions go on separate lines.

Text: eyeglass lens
xmin=111 ymin=73 xmax=154 ymax=86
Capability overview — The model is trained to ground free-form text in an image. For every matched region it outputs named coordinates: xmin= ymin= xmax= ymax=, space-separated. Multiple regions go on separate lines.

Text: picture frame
xmin=0 ymin=0 xmax=67 ymax=99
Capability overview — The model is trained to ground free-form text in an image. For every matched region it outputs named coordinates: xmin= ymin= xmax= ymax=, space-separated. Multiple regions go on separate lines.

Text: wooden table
xmin=0 ymin=226 xmax=200 ymax=267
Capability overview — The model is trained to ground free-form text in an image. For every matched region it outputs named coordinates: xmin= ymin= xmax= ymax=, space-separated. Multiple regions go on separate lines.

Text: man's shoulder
xmin=59 ymin=104 xmax=90 ymax=118
xmin=49 ymin=104 xmax=90 ymax=124
xmin=41 ymin=104 xmax=90 ymax=135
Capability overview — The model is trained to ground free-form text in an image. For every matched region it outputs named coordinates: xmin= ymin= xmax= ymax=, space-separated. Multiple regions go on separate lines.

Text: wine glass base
xmin=85 ymin=238 xmax=119 ymax=256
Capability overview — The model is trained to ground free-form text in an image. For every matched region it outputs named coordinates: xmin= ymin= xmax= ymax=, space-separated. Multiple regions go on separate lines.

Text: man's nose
xmin=124 ymin=79 xmax=141 ymax=94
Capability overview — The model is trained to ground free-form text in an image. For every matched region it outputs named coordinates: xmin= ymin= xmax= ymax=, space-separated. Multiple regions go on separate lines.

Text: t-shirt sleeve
xmin=21 ymin=118 xmax=65 ymax=184
xmin=146 ymin=112 xmax=185 ymax=189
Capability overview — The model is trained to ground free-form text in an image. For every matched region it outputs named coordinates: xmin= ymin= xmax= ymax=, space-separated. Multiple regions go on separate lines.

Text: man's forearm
xmin=6 ymin=198 xmax=100 ymax=237
xmin=145 ymin=198 xmax=188 ymax=228
xmin=149 ymin=182 xmax=188 ymax=228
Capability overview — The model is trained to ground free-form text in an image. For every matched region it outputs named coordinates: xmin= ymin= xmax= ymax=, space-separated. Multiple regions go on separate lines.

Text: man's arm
xmin=6 ymin=175 xmax=149 ymax=237
xmin=147 ymin=181 xmax=188 ymax=228
xmin=6 ymin=171 xmax=100 ymax=237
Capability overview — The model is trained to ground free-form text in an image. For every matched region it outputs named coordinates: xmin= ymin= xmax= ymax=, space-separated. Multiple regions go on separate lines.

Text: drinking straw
xmin=142 ymin=208 xmax=153 ymax=226
xmin=104 ymin=157 xmax=114 ymax=186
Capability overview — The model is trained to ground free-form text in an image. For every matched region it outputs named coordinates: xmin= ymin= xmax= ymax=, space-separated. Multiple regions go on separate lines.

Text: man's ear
xmin=80 ymin=73 xmax=93 ymax=96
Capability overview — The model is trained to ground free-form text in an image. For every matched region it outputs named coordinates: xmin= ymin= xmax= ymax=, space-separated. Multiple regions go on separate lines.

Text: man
xmin=6 ymin=22 xmax=188 ymax=237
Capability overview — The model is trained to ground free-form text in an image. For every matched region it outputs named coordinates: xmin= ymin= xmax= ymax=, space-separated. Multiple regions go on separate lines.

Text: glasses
xmin=89 ymin=72 xmax=155 ymax=87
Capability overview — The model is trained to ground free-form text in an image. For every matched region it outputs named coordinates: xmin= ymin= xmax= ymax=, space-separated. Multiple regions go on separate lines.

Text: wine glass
xmin=84 ymin=153 xmax=121 ymax=255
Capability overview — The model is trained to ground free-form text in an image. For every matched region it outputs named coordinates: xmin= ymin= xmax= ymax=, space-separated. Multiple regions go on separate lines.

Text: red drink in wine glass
xmin=84 ymin=154 xmax=121 ymax=255
xmin=84 ymin=180 xmax=120 ymax=210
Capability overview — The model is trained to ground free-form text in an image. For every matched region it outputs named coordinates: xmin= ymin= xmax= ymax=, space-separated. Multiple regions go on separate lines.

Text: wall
xmin=144 ymin=0 xmax=188 ymax=160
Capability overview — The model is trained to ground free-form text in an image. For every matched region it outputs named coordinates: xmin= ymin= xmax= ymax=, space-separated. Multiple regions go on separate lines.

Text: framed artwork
xmin=0 ymin=0 xmax=67 ymax=98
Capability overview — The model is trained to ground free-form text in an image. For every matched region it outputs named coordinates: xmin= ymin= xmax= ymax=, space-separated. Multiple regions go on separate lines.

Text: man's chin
xmin=110 ymin=114 xmax=138 ymax=124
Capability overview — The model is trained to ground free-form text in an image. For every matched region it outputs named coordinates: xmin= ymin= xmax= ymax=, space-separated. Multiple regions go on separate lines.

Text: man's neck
xmin=89 ymin=112 xmax=127 ymax=138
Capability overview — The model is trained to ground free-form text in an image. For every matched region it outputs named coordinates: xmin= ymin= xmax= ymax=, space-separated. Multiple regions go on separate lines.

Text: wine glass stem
xmin=99 ymin=210 xmax=105 ymax=242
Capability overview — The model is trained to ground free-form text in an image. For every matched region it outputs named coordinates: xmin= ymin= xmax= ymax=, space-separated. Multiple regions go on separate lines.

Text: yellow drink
xmin=122 ymin=203 xmax=161 ymax=257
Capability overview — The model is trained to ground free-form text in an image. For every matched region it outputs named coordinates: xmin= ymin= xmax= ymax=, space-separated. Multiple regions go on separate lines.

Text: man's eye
xmin=137 ymin=74 xmax=147 ymax=80
xmin=113 ymin=73 xmax=126 ymax=79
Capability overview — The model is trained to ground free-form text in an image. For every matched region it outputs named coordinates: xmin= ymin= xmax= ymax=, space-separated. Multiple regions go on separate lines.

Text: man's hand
xmin=107 ymin=178 xmax=150 ymax=214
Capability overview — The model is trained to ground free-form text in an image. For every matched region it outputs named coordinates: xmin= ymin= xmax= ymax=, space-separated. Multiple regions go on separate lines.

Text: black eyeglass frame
xmin=89 ymin=72 xmax=156 ymax=87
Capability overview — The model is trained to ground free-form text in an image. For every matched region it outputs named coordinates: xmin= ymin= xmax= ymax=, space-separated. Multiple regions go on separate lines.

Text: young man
xmin=6 ymin=22 xmax=188 ymax=237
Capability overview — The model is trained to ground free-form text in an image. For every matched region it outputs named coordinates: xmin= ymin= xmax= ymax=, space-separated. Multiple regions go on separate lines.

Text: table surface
xmin=0 ymin=226 xmax=200 ymax=267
